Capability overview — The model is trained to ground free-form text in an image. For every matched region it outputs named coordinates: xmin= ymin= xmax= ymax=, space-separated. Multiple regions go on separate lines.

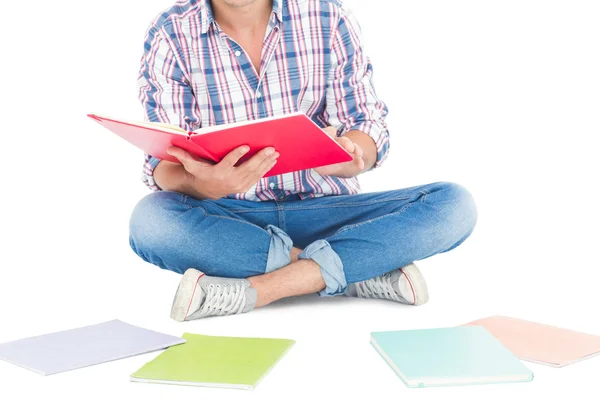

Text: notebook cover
xmin=464 ymin=315 xmax=600 ymax=367
xmin=88 ymin=113 xmax=352 ymax=177
xmin=0 ymin=320 xmax=185 ymax=375
xmin=371 ymin=326 xmax=533 ymax=388
xmin=130 ymin=333 xmax=295 ymax=390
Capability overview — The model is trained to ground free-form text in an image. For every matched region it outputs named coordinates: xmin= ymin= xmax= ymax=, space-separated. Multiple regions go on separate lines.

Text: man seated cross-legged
xmin=129 ymin=0 xmax=478 ymax=321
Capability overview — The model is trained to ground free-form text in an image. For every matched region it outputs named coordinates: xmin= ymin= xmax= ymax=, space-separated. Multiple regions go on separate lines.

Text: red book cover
xmin=88 ymin=112 xmax=353 ymax=177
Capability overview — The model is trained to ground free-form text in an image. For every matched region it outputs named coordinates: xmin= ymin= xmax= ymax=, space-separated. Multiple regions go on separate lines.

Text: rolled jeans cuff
xmin=265 ymin=225 xmax=293 ymax=273
xmin=298 ymin=240 xmax=346 ymax=297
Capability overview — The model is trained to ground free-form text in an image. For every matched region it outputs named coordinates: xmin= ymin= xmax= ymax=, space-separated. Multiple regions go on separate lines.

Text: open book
xmin=88 ymin=112 xmax=353 ymax=177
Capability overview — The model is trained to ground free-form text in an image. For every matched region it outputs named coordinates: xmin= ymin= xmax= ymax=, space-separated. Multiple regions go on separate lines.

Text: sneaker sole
xmin=170 ymin=269 xmax=205 ymax=322
xmin=401 ymin=263 xmax=429 ymax=306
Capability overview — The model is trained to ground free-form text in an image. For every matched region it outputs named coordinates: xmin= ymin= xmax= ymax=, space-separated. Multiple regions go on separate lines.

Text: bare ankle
xmin=248 ymin=259 xmax=325 ymax=308
xmin=290 ymin=247 xmax=302 ymax=263
xmin=247 ymin=276 xmax=273 ymax=308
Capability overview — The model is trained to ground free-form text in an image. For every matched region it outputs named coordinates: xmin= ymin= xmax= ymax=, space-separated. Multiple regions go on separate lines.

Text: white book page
xmin=92 ymin=113 xmax=189 ymax=135
xmin=191 ymin=111 xmax=304 ymax=135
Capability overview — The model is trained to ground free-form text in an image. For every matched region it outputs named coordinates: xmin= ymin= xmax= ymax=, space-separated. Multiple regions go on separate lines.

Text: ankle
xmin=248 ymin=259 xmax=324 ymax=307
xmin=290 ymin=247 xmax=302 ymax=263
xmin=247 ymin=276 xmax=274 ymax=308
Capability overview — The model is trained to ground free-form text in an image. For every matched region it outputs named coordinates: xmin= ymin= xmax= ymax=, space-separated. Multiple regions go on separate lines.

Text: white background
xmin=1 ymin=0 xmax=599 ymax=399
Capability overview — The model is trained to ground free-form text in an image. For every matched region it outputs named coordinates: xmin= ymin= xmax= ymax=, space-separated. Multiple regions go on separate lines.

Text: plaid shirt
xmin=137 ymin=0 xmax=390 ymax=201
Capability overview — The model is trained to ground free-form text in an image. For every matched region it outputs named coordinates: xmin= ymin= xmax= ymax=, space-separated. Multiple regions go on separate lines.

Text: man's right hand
xmin=166 ymin=145 xmax=279 ymax=199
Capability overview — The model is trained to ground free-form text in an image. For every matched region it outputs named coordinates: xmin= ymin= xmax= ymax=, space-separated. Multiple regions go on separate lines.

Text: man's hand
xmin=313 ymin=127 xmax=365 ymax=178
xmin=166 ymin=145 xmax=279 ymax=199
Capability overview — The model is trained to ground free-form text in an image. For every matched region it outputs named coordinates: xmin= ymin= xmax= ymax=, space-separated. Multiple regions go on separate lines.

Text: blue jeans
xmin=129 ymin=182 xmax=477 ymax=296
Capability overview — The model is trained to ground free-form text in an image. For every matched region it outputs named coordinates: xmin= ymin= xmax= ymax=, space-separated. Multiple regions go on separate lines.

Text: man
xmin=130 ymin=0 xmax=477 ymax=321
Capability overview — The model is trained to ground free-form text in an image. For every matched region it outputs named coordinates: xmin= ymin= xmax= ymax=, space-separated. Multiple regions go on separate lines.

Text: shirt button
xmin=234 ymin=50 xmax=241 ymax=57
xmin=256 ymin=92 xmax=262 ymax=98
xmin=269 ymin=182 xmax=275 ymax=189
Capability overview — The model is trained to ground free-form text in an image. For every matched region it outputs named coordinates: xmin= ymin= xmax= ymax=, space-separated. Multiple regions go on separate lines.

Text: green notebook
xmin=371 ymin=326 xmax=534 ymax=388
xmin=130 ymin=333 xmax=295 ymax=390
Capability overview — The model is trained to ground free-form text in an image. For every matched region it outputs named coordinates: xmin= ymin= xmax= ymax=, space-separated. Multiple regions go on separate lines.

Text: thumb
xmin=166 ymin=146 xmax=193 ymax=164
xmin=322 ymin=126 xmax=338 ymax=137
xmin=167 ymin=146 xmax=209 ymax=169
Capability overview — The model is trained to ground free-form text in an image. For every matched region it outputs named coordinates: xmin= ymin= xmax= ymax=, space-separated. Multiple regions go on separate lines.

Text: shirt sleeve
xmin=323 ymin=6 xmax=390 ymax=169
xmin=137 ymin=24 xmax=201 ymax=191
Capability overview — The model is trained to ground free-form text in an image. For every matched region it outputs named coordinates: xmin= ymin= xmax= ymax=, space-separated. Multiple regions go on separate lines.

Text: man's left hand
xmin=314 ymin=127 xmax=365 ymax=178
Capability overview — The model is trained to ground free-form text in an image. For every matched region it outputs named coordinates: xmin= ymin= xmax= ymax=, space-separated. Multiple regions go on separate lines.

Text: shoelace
xmin=355 ymin=273 xmax=403 ymax=302
xmin=195 ymin=282 xmax=247 ymax=317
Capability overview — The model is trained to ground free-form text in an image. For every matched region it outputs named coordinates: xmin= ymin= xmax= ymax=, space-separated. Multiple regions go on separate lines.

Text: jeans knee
xmin=129 ymin=191 xmax=188 ymax=257
xmin=435 ymin=182 xmax=478 ymax=238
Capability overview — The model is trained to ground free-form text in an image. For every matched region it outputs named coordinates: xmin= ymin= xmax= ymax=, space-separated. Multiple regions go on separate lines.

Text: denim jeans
xmin=129 ymin=182 xmax=477 ymax=296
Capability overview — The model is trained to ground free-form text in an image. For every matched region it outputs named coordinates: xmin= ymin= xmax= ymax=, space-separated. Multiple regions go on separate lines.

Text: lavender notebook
xmin=0 ymin=320 xmax=185 ymax=375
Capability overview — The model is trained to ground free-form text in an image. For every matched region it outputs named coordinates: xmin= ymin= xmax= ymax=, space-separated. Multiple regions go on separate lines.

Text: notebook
xmin=88 ymin=112 xmax=353 ymax=177
xmin=370 ymin=326 xmax=533 ymax=388
xmin=464 ymin=315 xmax=600 ymax=367
xmin=130 ymin=333 xmax=295 ymax=390
xmin=0 ymin=320 xmax=185 ymax=375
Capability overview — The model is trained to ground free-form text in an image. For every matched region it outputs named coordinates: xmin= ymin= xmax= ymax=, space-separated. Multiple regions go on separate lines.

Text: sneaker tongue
xmin=196 ymin=285 xmax=206 ymax=304
xmin=243 ymin=287 xmax=258 ymax=312
xmin=188 ymin=277 xmax=257 ymax=318
xmin=392 ymin=271 xmax=415 ymax=304
xmin=345 ymin=283 xmax=358 ymax=297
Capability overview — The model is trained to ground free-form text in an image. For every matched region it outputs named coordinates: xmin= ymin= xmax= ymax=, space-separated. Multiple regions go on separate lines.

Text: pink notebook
xmin=464 ymin=316 xmax=600 ymax=367
xmin=88 ymin=112 xmax=352 ymax=178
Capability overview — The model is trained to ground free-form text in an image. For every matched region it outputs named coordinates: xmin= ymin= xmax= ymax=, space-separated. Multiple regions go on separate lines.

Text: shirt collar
xmin=272 ymin=0 xmax=283 ymax=24
xmin=199 ymin=0 xmax=214 ymax=34
xmin=200 ymin=0 xmax=283 ymax=34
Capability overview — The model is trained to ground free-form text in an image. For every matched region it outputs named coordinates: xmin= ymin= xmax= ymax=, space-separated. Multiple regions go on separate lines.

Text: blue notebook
xmin=371 ymin=326 xmax=534 ymax=388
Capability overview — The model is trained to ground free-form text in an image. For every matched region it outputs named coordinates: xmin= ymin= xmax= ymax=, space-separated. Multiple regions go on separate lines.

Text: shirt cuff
xmin=349 ymin=121 xmax=390 ymax=169
xmin=142 ymin=155 xmax=163 ymax=191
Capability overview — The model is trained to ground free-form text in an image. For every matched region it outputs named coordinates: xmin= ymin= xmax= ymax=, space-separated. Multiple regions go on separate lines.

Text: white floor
xmin=1 ymin=192 xmax=599 ymax=399
xmin=1 ymin=0 xmax=599 ymax=399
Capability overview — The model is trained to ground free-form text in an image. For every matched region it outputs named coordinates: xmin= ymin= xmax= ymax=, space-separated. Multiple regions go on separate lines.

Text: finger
xmin=351 ymin=155 xmax=365 ymax=171
xmin=353 ymin=143 xmax=363 ymax=158
xmin=244 ymin=154 xmax=278 ymax=185
xmin=338 ymin=137 xmax=355 ymax=153
xmin=219 ymin=145 xmax=251 ymax=169
xmin=256 ymin=158 xmax=278 ymax=179
xmin=357 ymin=157 xmax=365 ymax=170
xmin=166 ymin=146 xmax=197 ymax=167
xmin=323 ymin=126 xmax=338 ymax=137
xmin=255 ymin=151 xmax=279 ymax=177
xmin=240 ymin=147 xmax=278 ymax=174
xmin=167 ymin=146 xmax=213 ymax=165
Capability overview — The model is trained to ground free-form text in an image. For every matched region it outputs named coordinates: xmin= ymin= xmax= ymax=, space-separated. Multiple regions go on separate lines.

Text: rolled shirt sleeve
xmin=324 ymin=6 xmax=390 ymax=168
xmin=137 ymin=22 xmax=201 ymax=191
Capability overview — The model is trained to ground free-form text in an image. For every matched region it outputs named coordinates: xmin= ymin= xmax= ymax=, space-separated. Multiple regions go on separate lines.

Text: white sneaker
xmin=346 ymin=263 xmax=429 ymax=306
xmin=170 ymin=269 xmax=258 ymax=321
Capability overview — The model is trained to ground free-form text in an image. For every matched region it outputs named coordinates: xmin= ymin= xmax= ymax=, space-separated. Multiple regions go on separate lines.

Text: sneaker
xmin=346 ymin=263 xmax=429 ymax=306
xmin=170 ymin=268 xmax=258 ymax=321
